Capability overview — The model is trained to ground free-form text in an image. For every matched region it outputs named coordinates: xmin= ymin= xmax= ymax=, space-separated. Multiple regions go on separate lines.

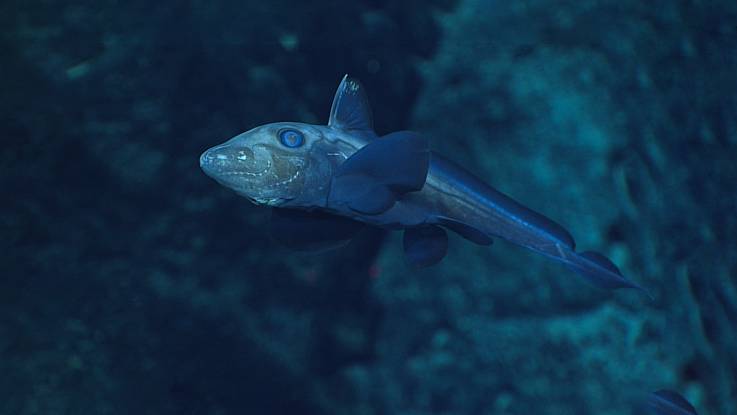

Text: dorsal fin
xmin=328 ymin=75 xmax=374 ymax=133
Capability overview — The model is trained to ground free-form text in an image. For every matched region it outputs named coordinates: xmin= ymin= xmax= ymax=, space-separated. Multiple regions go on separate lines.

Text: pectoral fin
xmin=327 ymin=175 xmax=396 ymax=215
xmin=403 ymin=225 xmax=448 ymax=268
xmin=329 ymin=131 xmax=429 ymax=214
xmin=269 ymin=208 xmax=364 ymax=252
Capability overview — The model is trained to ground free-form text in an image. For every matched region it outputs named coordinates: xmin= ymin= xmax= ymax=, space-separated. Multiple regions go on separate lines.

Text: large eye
xmin=278 ymin=129 xmax=305 ymax=148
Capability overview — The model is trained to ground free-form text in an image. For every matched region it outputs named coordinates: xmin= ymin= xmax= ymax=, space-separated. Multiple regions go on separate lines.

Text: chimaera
xmin=200 ymin=75 xmax=646 ymax=293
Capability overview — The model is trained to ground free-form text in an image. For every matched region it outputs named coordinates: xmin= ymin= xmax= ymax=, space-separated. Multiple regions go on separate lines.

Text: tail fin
xmin=647 ymin=389 xmax=698 ymax=415
xmin=567 ymin=251 xmax=651 ymax=297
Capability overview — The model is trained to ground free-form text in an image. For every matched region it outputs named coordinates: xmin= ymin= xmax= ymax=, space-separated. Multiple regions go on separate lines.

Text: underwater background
xmin=2 ymin=1 xmax=736 ymax=414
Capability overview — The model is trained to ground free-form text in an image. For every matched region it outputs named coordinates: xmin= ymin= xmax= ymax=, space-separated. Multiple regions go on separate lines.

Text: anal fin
xmin=403 ymin=225 xmax=448 ymax=268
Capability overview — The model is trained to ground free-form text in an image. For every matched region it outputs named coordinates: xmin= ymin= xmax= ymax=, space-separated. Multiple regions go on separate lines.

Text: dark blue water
xmin=2 ymin=1 xmax=735 ymax=414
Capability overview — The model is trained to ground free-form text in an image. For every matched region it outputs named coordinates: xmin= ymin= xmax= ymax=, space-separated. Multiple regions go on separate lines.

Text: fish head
xmin=200 ymin=122 xmax=351 ymax=207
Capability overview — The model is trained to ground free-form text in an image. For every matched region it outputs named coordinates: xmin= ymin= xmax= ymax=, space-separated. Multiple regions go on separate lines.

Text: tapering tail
xmin=564 ymin=250 xmax=651 ymax=298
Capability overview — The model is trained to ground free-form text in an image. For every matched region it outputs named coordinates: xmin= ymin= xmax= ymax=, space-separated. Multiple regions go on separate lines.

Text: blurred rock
xmin=364 ymin=1 xmax=737 ymax=414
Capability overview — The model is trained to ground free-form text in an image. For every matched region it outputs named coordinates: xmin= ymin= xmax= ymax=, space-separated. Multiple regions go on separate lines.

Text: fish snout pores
xmin=199 ymin=144 xmax=268 ymax=182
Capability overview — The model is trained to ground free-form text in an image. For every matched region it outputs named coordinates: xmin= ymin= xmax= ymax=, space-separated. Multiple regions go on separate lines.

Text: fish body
xmin=200 ymin=75 xmax=646 ymax=293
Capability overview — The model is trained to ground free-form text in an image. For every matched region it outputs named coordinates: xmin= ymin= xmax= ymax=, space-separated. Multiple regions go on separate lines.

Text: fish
xmin=646 ymin=389 xmax=699 ymax=415
xmin=200 ymin=74 xmax=647 ymax=293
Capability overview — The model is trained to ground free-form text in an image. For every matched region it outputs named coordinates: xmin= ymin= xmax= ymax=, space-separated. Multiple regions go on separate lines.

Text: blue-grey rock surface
xmin=1 ymin=0 xmax=735 ymax=414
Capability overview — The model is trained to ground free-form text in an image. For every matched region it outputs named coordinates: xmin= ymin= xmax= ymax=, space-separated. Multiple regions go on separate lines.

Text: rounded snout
xmin=199 ymin=144 xmax=224 ymax=177
xmin=199 ymin=145 xmax=225 ymax=179
xmin=199 ymin=144 xmax=260 ymax=179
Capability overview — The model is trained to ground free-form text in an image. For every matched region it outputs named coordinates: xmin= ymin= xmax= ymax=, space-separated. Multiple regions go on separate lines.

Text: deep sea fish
xmin=646 ymin=390 xmax=699 ymax=415
xmin=200 ymin=75 xmax=647 ymax=293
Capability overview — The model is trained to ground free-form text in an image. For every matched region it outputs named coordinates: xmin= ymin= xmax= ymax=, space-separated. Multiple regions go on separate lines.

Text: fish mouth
xmin=214 ymin=159 xmax=272 ymax=178
xmin=245 ymin=195 xmax=289 ymax=206
xmin=200 ymin=145 xmax=296 ymax=206
xmin=199 ymin=145 xmax=271 ymax=180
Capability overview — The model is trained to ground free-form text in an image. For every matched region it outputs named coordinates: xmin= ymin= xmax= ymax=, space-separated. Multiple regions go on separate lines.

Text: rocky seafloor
xmin=2 ymin=1 xmax=735 ymax=414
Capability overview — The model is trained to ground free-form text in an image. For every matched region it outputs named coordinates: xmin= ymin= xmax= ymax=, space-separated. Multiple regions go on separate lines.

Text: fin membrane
xmin=438 ymin=217 xmax=494 ymax=246
xmin=329 ymin=131 xmax=429 ymax=215
xmin=567 ymin=250 xmax=649 ymax=294
xmin=327 ymin=174 xmax=396 ymax=215
xmin=328 ymin=75 xmax=375 ymax=134
xmin=269 ymin=208 xmax=364 ymax=252
xmin=647 ymin=390 xmax=698 ymax=415
xmin=403 ymin=225 xmax=448 ymax=268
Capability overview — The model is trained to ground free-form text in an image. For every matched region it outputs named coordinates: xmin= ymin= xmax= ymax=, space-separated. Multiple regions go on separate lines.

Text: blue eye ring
xmin=278 ymin=128 xmax=305 ymax=148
